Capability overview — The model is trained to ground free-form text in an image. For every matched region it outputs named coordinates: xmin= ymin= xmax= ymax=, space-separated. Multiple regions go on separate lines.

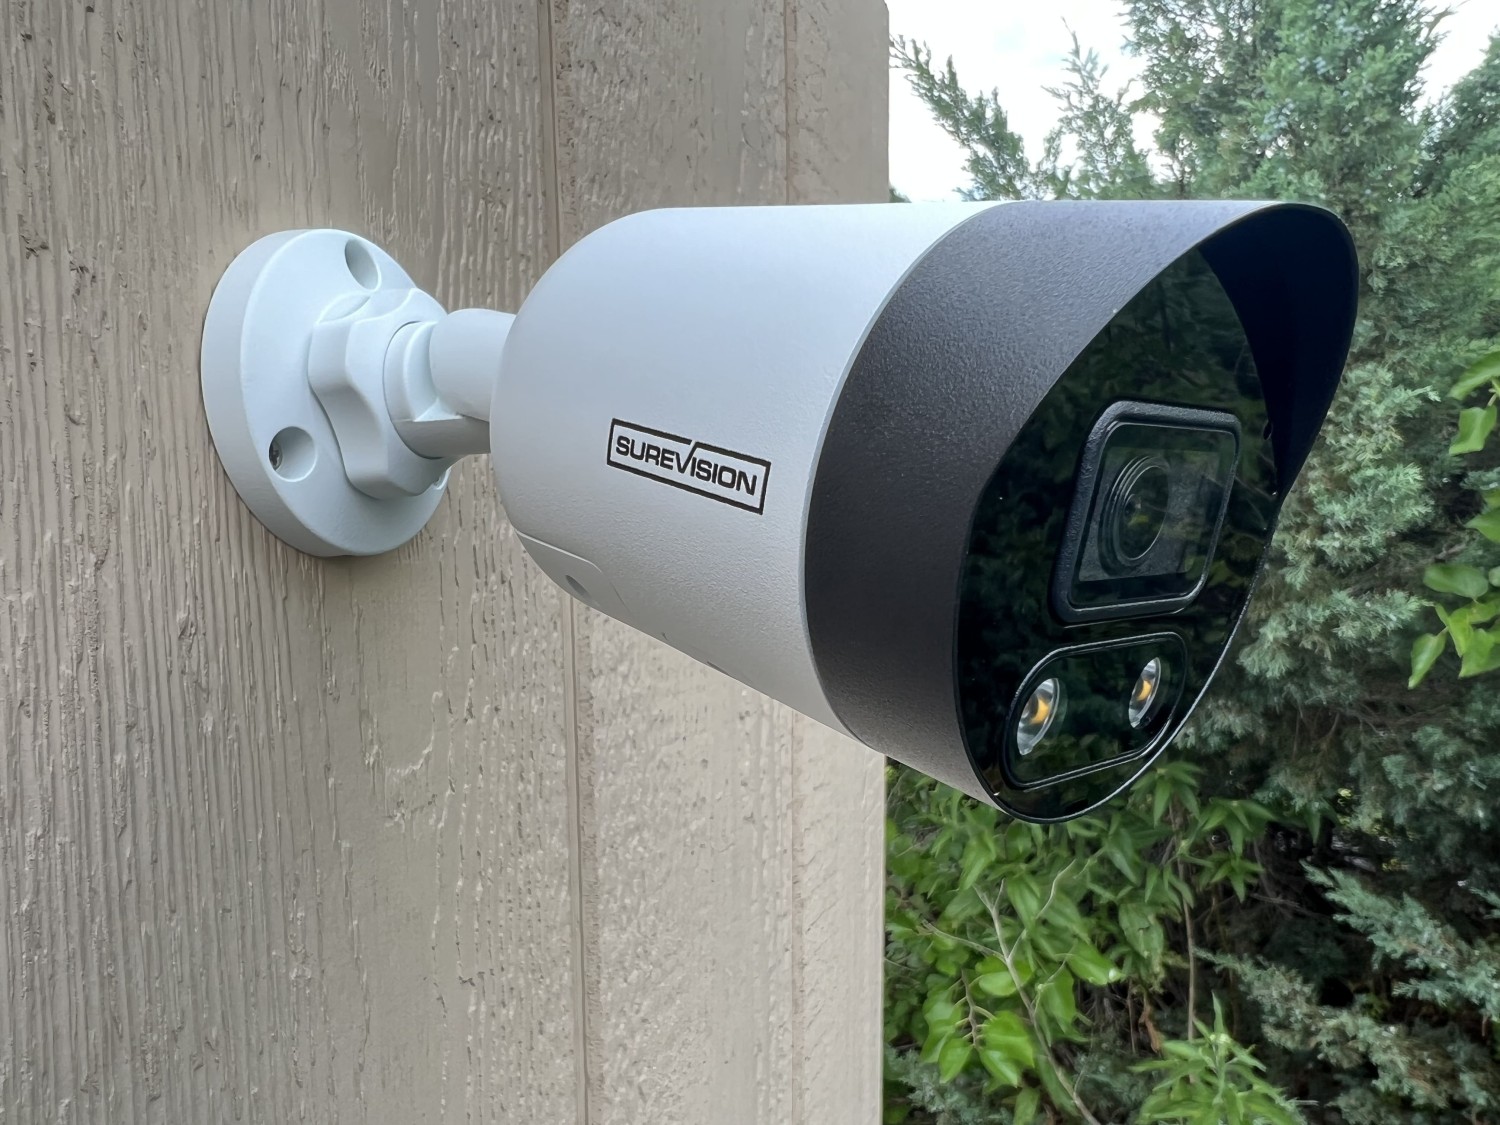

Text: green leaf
xmin=1452 ymin=404 xmax=1498 ymax=454
xmin=1437 ymin=604 xmax=1475 ymax=656
xmin=1228 ymin=857 xmax=1260 ymax=901
xmin=978 ymin=1046 xmax=1023 ymax=1088
xmin=1224 ymin=1086 xmax=1247 ymax=1125
xmin=958 ymin=846 xmax=988 ymax=891
xmin=1150 ymin=771 xmax=1173 ymax=823
xmin=1104 ymin=828 xmax=1142 ymax=881
xmin=973 ymin=971 xmax=1018 ymax=998
xmin=920 ymin=1027 xmax=948 ymax=1064
xmin=1469 ymin=509 xmax=1500 ymax=543
xmin=923 ymin=993 xmax=958 ymax=1021
xmin=1424 ymin=563 xmax=1490 ymax=599
xmin=1117 ymin=901 xmax=1155 ymax=959
xmin=1033 ymin=1054 xmax=1073 ymax=1109
xmin=1066 ymin=943 xmax=1120 ymax=986
xmin=1007 ymin=876 xmax=1042 ymax=927
xmin=1449 ymin=349 xmax=1500 ymax=399
xmin=1471 ymin=596 xmax=1500 ymax=624
xmin=1012 ymin=1086 xmax=1041 ymax=1125
xmin=939 ymin=886 xmax=985 ymax=925
xmin=981 ymin=1010 xmax=1036 ymax=1068
xmin=937 ymin=1036 xmax=972 ymax=1082
xmin=1460 ymin=627 xmax=1500 ymax=678
xmin=1161 ymin=1040 xmax=1205 ymax=1063
xmin=923 ymin=993 xmax=960 ymax=1038
xmin=1409 ymin=632 xmax=1447 ymax=688
xmin=1036 ymin=969 xmax=1078 ymax=1033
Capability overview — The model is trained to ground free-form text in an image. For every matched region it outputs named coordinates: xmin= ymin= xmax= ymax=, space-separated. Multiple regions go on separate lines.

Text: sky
xmin=888 ymin=0 xmax=1500 ymax=201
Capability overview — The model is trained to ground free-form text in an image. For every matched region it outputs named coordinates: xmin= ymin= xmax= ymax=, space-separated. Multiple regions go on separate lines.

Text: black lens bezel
xmin=1052 ymin=402 xmax=1241 ymax=625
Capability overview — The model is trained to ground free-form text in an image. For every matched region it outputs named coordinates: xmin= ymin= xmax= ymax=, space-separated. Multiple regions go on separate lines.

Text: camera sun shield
xmin=1055 ymin=404 xmax=1241 ymax=623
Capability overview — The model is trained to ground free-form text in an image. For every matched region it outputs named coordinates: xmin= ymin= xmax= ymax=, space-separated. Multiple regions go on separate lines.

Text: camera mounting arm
xmin=200 ymin=228 xmax=512 ymax=555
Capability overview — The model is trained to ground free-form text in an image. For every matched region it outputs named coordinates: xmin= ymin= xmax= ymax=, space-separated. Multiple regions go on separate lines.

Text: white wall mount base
xmin=201 ymin=229 xmax=510 ymax=556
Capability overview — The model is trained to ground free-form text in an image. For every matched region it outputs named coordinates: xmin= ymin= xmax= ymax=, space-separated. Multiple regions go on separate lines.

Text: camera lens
xmin=1101 ymin=456 xmax=1170 ymax=570
xmin=1128 ymin=657 xmax=1165 ymax=728
xmin=1016 ymin=677 xmax=1063 ymax=756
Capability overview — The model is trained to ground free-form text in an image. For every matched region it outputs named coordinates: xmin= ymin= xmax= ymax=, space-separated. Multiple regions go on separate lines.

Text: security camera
xmin=201 ymin=200 xmax=1357 ymax=822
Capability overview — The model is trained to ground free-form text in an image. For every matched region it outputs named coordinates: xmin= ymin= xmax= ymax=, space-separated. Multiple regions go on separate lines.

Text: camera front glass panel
xmin=955 ymin=248 xmax=1278 ymax=821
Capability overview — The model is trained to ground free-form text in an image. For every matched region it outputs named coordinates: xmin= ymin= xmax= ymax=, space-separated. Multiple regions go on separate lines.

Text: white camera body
xmin=202 ymin=200 xmax=1358 ymax=820
xmin=494 ymin=203 xmax=987 ymax=733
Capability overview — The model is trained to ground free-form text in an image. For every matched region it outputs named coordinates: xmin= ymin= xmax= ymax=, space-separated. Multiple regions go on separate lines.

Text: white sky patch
xmin=888 ymin=0 xmax=1500 ymax=202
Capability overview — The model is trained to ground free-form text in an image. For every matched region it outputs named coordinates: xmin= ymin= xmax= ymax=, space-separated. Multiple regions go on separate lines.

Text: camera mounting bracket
xmin=200 ymin=229 xmax=511 ymax=556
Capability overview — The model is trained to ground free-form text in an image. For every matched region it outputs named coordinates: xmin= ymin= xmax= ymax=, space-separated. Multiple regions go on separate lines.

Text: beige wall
xmin=0 ymin=1 xmax=888 ymax=1122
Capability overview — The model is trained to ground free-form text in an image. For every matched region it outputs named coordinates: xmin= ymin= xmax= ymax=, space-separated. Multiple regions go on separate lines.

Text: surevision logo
xmin=607 ymin=419 xmax=771 ymax=514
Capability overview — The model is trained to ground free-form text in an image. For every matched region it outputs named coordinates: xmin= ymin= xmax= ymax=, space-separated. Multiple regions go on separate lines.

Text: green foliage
xmin=1409 ymin=347 xmax=1500 ymax=684
xmin=890 ymin=1 xmax=1500 ymax=1122
xmin=1313 ymin=868 xmax=1500 ymax=1022
xmin=1213 ymin=881 xmax=1500 ymax=1124
xmin=889 ymin=36 xmax=1042 ymax=202
xmin=886 ymin=766 xmax=1277 ymax=1123
xmin=889 ymin=33 xmax=1155 ymax=202
xmin=1135 ymin=1000 xmax=1305 ymax=1125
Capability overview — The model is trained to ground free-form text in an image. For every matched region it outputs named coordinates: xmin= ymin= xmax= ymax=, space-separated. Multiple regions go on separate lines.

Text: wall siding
xmin=0 ymin=1 xmax=886 ymax=1122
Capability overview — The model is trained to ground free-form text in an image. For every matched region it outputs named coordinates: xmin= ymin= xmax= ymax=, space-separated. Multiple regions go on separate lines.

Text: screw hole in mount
xmin=268 ymin=426 xmax=317 ymax=482
xmin=344 ymin=239 xmax=380 ymax=290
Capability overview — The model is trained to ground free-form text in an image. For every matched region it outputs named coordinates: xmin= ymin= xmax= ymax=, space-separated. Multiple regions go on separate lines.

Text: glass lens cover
xmin=955 ymin=249 xmax=1277 ymax=820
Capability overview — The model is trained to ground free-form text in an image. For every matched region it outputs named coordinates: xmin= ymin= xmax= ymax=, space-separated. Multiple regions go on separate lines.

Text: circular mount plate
xmin=200 ymin=229 xmax=448 ymax=556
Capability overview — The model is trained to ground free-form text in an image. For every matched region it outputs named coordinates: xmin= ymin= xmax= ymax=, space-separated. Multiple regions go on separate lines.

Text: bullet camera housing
xmin=201 ymin=200 xmax=1357 ymax=822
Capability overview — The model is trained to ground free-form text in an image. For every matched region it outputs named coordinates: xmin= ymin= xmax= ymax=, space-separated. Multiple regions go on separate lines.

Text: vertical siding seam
xmin=559 ymin=600 xmax=592 ymax=1125
xmin=783 ymin=0 xmax=795 ymax=204
xmin=536 ymin=4 xmax=590 ymax=1122
xmin=789 ymin=717 xmax=810 ymax=1121
xmin=785 ymin=13 xmax=805 ymax=1113
xmin=783 ymin=11 xmax=807 ymax=1104
xmin=538 ymin=0 xmax=565 ymax=254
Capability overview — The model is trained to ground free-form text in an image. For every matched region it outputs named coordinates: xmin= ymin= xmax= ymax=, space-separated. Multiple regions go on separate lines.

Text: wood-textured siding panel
xmin=0 ymin=2 xmax=578 ymax=1121
xmin=1 ymin=0 xmax=885 ymax=1121
xmin=788 ymin=0 xmax=890 ymax=205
